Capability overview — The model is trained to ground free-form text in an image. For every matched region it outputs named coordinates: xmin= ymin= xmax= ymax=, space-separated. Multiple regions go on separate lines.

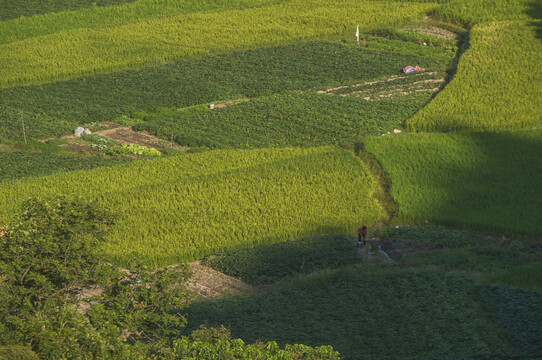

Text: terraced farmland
xmin=1 ymin=0 xmax=541 ymax=358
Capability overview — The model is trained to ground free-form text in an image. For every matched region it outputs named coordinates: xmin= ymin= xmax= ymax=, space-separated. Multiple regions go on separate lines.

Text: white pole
xmin=356 ymin=24 xmax=359 ymax=43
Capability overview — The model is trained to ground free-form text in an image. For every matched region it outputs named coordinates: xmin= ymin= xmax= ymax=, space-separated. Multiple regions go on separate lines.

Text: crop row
xmin=0 ymin=148 xmax=132 ymax=182
xmin=137 ymin=89 xmax=435 ymax=149
xmin=0 ymin=40 xmax=453 ymax=143
xmin=0 ymin=0 xmax=275 ymax=44
xmin=184 ymin=269 xmax=515 ymax=359
xmin=0 ymin=0 xmax=137 ymax=21
xmin=408 ymin=20 xmax=542 ymax=131
xmin=0 ymin=0 xmax=437 ymax=87
xmin=364 ymin=130 xmax=542 ymax=236
xmin=0 ymin=147 xmax=381 ymax=266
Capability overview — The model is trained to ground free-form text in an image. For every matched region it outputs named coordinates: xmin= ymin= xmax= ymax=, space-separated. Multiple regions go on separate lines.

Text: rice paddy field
xmin=1 ymin=0 xmax=541 ymax=358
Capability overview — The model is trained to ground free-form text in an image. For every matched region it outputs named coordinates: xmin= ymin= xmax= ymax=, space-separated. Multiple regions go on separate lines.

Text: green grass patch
xmin=0 ymin=150 xmax=132 ymax=182
xmin=0 ymin=40 xmax=453 ymax=143
xmin=0 ymin=147 xmax=381 ymax=266
xmin=202 ymin=235 xmax=361 ymax=283
xmin=486 ymin=263 xmax=542 ymax=292
xmin=0 ymin=0 xmax=438 ymax=87
xmin=364 ymin=130 xmax=542 ymax=236
xmin=434 ymin=0 xmax=539 ymax=26
xmin=0 ymin=0 xmax=137 ymax=21
xmin=0 ymin=0 xmax=281 ymax=45
xmin=402 ymin=246 xmax=535 ymax=275
xmin=183 ymin=269 xmax=513 ymax=359
xmin=408 ymin=20 xmax=542 ymax=131
xmin=376 ymin=225 xmax=480 ymax=248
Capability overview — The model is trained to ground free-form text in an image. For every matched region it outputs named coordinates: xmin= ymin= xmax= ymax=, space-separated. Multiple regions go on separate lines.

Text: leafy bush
xmin=171 ymin=325 xmax=340 ymax=359
xmin=0 ymin=346 xmax=38 ymax=360
xmin=107 ymin=143 xmax=162 ymax=157
xmin=0 ymin=197 xmax=334 ymax=358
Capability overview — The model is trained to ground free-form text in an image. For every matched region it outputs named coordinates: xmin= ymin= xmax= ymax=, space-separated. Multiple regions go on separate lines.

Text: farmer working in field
xmin=357 ymin=225 xmax=368 ymax=247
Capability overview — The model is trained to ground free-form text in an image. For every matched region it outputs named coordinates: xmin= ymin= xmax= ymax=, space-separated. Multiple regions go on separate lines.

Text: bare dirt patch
xmin=61 ymin=122 xmax=187 ymax=155
xmin=186 ymin=261 xmax=255 ymax=300
xmin=213 ymin=98 xmax=251 ymax=109
xmin=319 ymin=72 xmax=445 ymax=100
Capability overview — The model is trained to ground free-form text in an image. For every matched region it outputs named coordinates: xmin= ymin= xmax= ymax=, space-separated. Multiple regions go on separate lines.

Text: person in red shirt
xmin=358 ymin=225 xmax=368 ymax=247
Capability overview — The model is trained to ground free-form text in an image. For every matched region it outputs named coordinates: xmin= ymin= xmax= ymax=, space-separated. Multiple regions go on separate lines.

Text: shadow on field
xmin=420 ymin=131 xmax=542 ymax=238
xmin=527 ymin=0 xmax=542 ymax=39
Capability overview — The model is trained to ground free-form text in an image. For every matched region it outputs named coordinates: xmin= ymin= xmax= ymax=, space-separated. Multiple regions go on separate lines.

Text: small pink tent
xmin=402 ymin=65 xmax=424 ymax=73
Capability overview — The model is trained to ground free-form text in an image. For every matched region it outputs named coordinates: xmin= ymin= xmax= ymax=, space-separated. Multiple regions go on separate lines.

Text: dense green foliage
xmin=376 ymin=225 xmax=481 ymax=248
xmin=0 ymin=148 xmax=381 ymax=266
xmin=0 ymin=198 xmax=334 ymax=359
xmin=479 ymin=285 xmax=542 ymax=356
xmin=364 ymin=131 xmax=542 ymax=236
xmin=0 ymin=149 xmax=132 ymax=182
xmin=0 ymin=0 xmax=437 ymax=87
xmin=203 ymin=235 xmax=361 ymax=282
xmin=0 ymin=346 xmax=38 ymax=360
xmin=171 ymin=326 xmax=339 ymax=359
xmin=184 ymin=268 xmax=514 ymax=359
xmin=408 ymin=20 xmax=542 ymax=131
xmin=0 ymin=40 xmax=453 ymax=143
xmin=138 ymin=90 xmax=433 ymax=149
xmin=0 ymin=197 xmax=113 ymax=294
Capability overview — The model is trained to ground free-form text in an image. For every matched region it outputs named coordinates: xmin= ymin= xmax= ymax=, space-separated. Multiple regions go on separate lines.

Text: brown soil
xmin=213 ymin=98 xmax=251 ymax=108
xmin=319 ymin=72 xmax=445 ymax=100
xmin=186 ymin=261 xmax=255 ymax=300
xmin=60 ymin=122 xmax=188 ymax=155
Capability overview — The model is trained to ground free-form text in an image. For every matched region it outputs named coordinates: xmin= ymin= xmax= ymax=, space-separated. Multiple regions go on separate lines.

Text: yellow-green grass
xmin=434 ymin=0 xmax=538 ymax=26
xmin=0 ymin=0 xmax=277 ymax=45
xmin=408 ymin=20 xmax=542 ymax=131
xmin=0 ymin=147 xmax=381 ymax=266
xmin=364 ymin=130 xmax=542 ymax=236
xmin=0 ymin=0 xmax=437 ymax=87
